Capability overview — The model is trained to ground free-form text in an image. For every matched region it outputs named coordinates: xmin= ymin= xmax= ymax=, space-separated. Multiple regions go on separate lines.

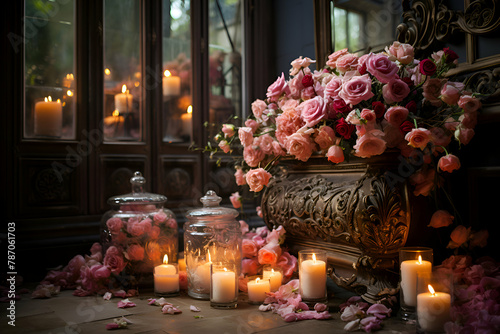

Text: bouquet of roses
xmin=211 ymin=41 xmax=482 ymax=197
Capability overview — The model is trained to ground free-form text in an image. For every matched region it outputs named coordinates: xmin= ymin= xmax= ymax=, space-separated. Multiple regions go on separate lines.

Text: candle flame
xmin=57 ymin=99 xmax=61 ymax=103
xmin=428 ymin=284 xmax=435 ymax=296
xmin=163 ymin=255 xmax=168 ymax=264
xmin=164 ymin=70 xmax=171 ymax=77
xmin=104 ymin=68 xmax=111 ymax=75
xmin=46 ymin=96 xmax=53 ymax=102
xmin=312 ymin=253 xmax=317 ymax=263
xmin=256 ymin=278 xmax=260 ymax=283
xmin=271 ymin=269 xmax=275 ymax=273
xmin=208 ymin=252 xmax=211 ymax=263
xmin=187 ymin=105 xmax=193 ymax=114
xmin=121 ymin=85 xmax=127 ymax=93
xmin=224 ymin=267 xmax=228 ymax=272
xmin=112 ymin=110 xmax=120 ymax=117
xmin=67 ymin=90 xmax=73 ymax=97
xmin=418 ymin=255 xmax=423 ymax=264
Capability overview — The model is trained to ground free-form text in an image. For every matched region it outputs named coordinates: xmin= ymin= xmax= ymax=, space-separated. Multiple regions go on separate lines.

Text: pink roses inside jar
xmin=100 ymin=171 xmax=178 ymax=289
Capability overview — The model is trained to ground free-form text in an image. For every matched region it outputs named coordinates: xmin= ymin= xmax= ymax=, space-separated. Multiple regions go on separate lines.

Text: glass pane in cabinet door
xmin=24 ymin=0 xmax=76 ymax=140
xmin=103 ymin=0 xmax=142 ymax=141
xmin=208 ymin=0 xmax=243 ymax=141
xmin=162 ymin=0 xmax=192 ymax=143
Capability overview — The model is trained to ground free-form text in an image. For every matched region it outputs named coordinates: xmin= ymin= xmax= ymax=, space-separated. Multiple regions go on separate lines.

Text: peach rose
xmin=314 ymin=126 xmax=336 ymax=150
xmin=242 ymin=239 xmax=259 ymax=258
xmin=428 ymin=210 xmax=454 ymax=228
xmin=290 ymin=56 xmax=316 ymax=76
xmin=448 ymin=225 xmax=471 ymax=248
xmin=384 ymin=106 xmax=409 ymax=126
xmin=387 ymin=41 xmax=414 ymax=65
xmin=440 ymin=81 xmax=464 ymax=105
xmin=257 ymin=241 xmax=282 ymax=266
xmin=245 ymin=168 xmax=272 ymax=192
xmin=438 ymin=154 xmax=461 ymax=173
xmin=469 ymin=230 xmax=489 ymax=248
xmin=245 ymin=119 xmax=260 ymax=132
xmin=126 ymin=244 xmax=145 ymax=261
xmin=234 ymin=168 xmax=246 ymax=186
xmin=336 ymin=53 xmax=359 ymax=73
xmin=405 ymin=128 xmax=432 ymax=149
xmin=326 ymin=48 xmax=349 ymax=68
xmin=353 ymin=130 xmax=386 ymax=158
xmin=327 ymin=145 xmax=344 ymax=164
xmin=238 ymin=127 xmax=254 ymax=147
xmin=230 ymin=192 xmax=241 ymax=209
xmin=458 ymin=95 xmax=481 ymax=113
xmin=243 ymin=144 xmax=265 ymax=167
xmin=222 ymin=124 xmax=235 ymax=138
xmin=285 ymin=132 xmax=315 ymax=162
xmin=251 ymin=99 xmax=267 ymax=119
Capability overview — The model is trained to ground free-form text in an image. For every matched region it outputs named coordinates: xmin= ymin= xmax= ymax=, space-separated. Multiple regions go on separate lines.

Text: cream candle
xmin=417 ymin=284 xmax=451 ymax=332
xmin=163 ymin=70 xmax=180 ymax=96
xmin=247 ymin=277 xmax=270 ymax=303
xmin=300 ymin=253 xmax=326 ymax=300
xmin=401 ymin=255 xmax=432 ymax=307
xmin=34 ymin=96 xmax=63 ymax=137
xmin=114 ymin=85 xmax=133 ymax=113
xmin=211 ymin=267 xmax=236 ymax=303
xmin=263 ymin=268 xmax=283 ymax=292
xmin=154 ymin=255 xmax=179 ymax=295
xmin=181 ymin=105 xmax=193 ymax=139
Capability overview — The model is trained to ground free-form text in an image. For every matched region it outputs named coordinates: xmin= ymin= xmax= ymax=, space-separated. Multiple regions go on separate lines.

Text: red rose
xmin=302 ymin=74 xmax=314 ymax=88
xmin=358 ymin=62 xmax=367 ymax=75
xmin=399 ymin=120 xmax=414 ymax=134
xmin=405 ymin=100 xmax=417 ymax=114
xmin=419 ymin=59 xmax=437 ymax=76
xmin=335 ymin=118 xmax=356 ymax=139
xmin=372 ymin=101 xmax=386 ymax=118
xmin=402 ymin=76 xmax=414 ymax=88
xmin=443 ymin=47 xmax=459 ymax=63
xmin=332 ymin=99 xmax=352 ymax=115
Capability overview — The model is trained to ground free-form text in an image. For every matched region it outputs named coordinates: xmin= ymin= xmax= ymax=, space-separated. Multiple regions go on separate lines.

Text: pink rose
xmin=285 ymin=133 xmax=315 ymax=162
xmin=106 ymin=217 xmax=124 ymax=234
xmin=91 ymin=264 xmax=111 ymax=280
xmin=272 ymin=141 xmax=286 ymax=156
xmin=353 ymin=130 xmax=386 ymax=158
xmin=336 ymin=53 xmax=359 ymax=73
xmin=245 ymin=119 xmax=260 ymax=132
xmin=238 ymin=127 xmax=254 ymax=147
xmin=448 ymin=225 xmax=471 ymax=248
xmin=460 ymin=111 xmax=477 ymax=129
xmin=258 ymin=241 xmax=282 ymax=266
xmin=218 ymin=140 xmax=231 ymax=153
xmin=222 ymin=124 xmax=235 ymax=138
xmin=104 ymin=246 xmax=126 ymax=274
xmin=239 ymin=220 xmax=249 ymax=235
xmin=387 ymin=41 xmax=414 ymax=65
xmin=242 ymin=239 xmax=259 ymax=258
xmin=338 ymin=74 xmax=374 ymax=105
xmin=64 ymin=255 xmax=86 ymax=281
xmin=166 ymin=218 xmax=177 ymax=229
xmin=266 ymin=73 xmax=288 ymax=102
xmin=360 ymin=108 xmax=376 ymax=123
xmin=276 ymin=252 xmax=298 ymax=278
xmin=242 ymin=258 xmax=260 ymax=276
xmin=290 ymin=56 xmax=316 ymax=76
xmin=458 ymin=95 xmax=481 ymax=113
xmin=366 ymin=53 xmax=399 ymax=83
xmin=384 ymin=106 xmax=409 ymax=126
xmin=327 ymin=145 xmax=344 ymax=164
xmin=314 ymin=126 xmax=336 ymax=150
xmin=382 ymin=79 xmax=410 ymax=104
xmin=300 ymin=96 xmax=327 ymax=127
xmin=423 ymin=78 xmax=445 ymax=106
xmin=230 ymin=192 xmax=241 ymax=209
xmin=266 ymin=226 xmax=285 ymax=244
xmin=275 ymin=109 xmax=305 ymax=146
xmin=428 ymin=210 xmax=454 ymax=228
xmin=251 ymin=99 xmax=267 ymax=118
xmin=324 ymin=76 xmax=342 ymax=100
xmin=243 ymin=144 xmax=265 ymax=167
xmin=455 ymin=126 xmax=475 ymax=145
xmin=405 ymin=128 xmax=432 ymax=149
xmin=126 ymin=244 xmax=145 ymax=261
xmin=255 ymin=134 xmax=275 ymax=155
xmin=438 ymin=154 xmax=461 ymax=173
xmin=149 ymin=225 xmax=161 ymax=239
xmin=234 ymin=168 xmax=246 ymax=186
xmin=245 ymin=168 xmax=272 ymax=192
xmin=153 ymin=210 xmax=167 ymax=224
xmin=256 ymin=206 xmax=263 ymax=218
xmin=440 ymin=81 xmax=464 ymax=105
xmin=326 ymin=48 xmax=349 ymax=68
xmin=127 ymin=220 xmax=146 ymax=237
xmin=430 ymin=127 xmax=452 ymax=150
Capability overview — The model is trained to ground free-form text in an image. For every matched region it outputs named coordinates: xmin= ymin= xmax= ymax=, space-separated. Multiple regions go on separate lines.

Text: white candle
xmin=300 ymin=254 xmax=326 ymax=300
xmin=194 ymin=261 xmax=211 ymax=293
xmin=34 ymin=96 xmax=62 ymax=137
xmin=163 ymin=70 xmax=181 ymax=96
xmin=247 ymin=278 xmax=270 ymax=303
xmin=181 ymin=105 xmax=193 ymax=139
xmin=211 ymin=267 xmax=236 ymax=303
xmin=154 ymin=255 xmax=179 ymax=293
xmin=263 ymin=268 xmax=282 ymax=292
xmin=401 ymin=256 xmax=432 ymax=307
xmin=417 ymin=284 xmax=451 ymax=332
xmin=114 ymin=84 xmax=133 ymax=113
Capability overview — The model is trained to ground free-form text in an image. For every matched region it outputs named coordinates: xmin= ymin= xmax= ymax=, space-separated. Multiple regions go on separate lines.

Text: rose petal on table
xmin=162 ymin=305 xmax=182 ymax=314
xmin=190 ymin=305 xmax=201 ymax=312
xmin=314 ymin=303 xmax=327 ymax=312
xmin=344 ymin=319 xmax=361 ymax=331
xmin=103 ymin=292 xmax=112 ymax=300
xmin=148 ymin=298 xmax=157 ymax=305
xmin=259 ymin=304 xmax=273 ymax=312
xmin=106 ymin=323 xmax=120 ymax=330
xmin=112 ymin=290 xmax=127 ymax=298
xmin=117 ymin=298 xmax=136 ymax=308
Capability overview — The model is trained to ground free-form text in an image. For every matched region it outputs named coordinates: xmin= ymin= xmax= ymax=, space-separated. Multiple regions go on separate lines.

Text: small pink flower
xmin=245 ymin=168 xmax=272 ymax=192
xmin=251 ymin=99 xmax=267 ymax=119
xmin=238 ymin=127 xmax=254 ymax=147
xmin=405 ymin=128 xmax=432 ymax=149
xmin=221 ymin=124 xmax=235 ymax=138
xmin=239 ymin=220 xmax=249 ymax=235
xmin=153 ymin=210 xmax=167 ymax=224
xmin=438 ymin=154 xmax=461 ymax=173
xmin=234 ymin=168 xmax=246 ymax=186
xmin=327 ymin=145 xmax=344 ymax=164
xmin=256 ymin=206 xmax=263 ymax=218
xmin=104 ymin=246 xmax=126 ymax=275
xmin=218 ymin=140 xmax=231 ymax=153
xmin=428 ymin=210 xmax=454 ymax=228
xmin=229 ymin=192 xmax=241 ymax=209
xmin=276 ymin=252 xmax=298 ymax=278
xmin=245 ymin=119 xmax=259 ymax=132
xmin=117 ymin=298 xmax=136 ymax=308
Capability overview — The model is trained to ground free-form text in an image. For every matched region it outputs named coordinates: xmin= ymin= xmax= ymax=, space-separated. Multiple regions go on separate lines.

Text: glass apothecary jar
xmin=184 ymin=190 xmax=242 ymax=300
xmin=100 ymin=171 xmax=178 ymax=289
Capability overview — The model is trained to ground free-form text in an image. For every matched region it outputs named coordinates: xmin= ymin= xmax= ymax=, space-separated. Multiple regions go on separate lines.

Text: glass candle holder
xmin=416 ymin=271 xmax=452 ymax=333
xmin=247 ymin=275 xmax=271 ymax=304
xmin=210 ymin=263 xmax=238 ymax=309
xmin=299 ymin=250 xmax=327 ymax=304
xmin=154 ymin=258 xmax=179 ymax=297
xmin=399 ymin=247 xmax=433 ymax=320
xmin=263 ymin=265 xmax=283 ymax=292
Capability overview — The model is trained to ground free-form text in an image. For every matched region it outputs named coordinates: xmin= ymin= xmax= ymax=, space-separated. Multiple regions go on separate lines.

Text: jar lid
xmin=185 ymin=190 xmax=239 ymax=220
xmin=107 ymin=171 xmax=167 ymax=205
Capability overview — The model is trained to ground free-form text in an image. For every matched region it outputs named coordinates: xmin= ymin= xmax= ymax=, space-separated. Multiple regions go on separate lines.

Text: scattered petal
xmin=103 ymin=292 xmax=112 ymax=300
xmin=344 ymin=319 xmax=361 ymax=331
xmin=117 ymin=298 xmax=136 ymax=308
xmin=112 ymin=290 xmax=127 ymax=298
xmin=314 ymin=303 xmax=328 ymax=312
xmin=106 ymin=323 xmax=120 ymax=330
xmin=190 ymin=305 xmax=201 ymax=312
xmin=259 ymin=304 xmax=273 ymax=312
xmin=162 ymin=304 xmax=182 ymax=314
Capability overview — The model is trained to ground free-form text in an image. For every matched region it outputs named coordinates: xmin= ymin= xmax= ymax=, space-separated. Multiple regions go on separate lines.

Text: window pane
xmin=208 ymin=0 xmax=243 ymax=139
xmin=24 ymin=0 xmax=76 ymax=140
xmin=103 ymin=0 xmax=142 ymax=141
xmin=162 ymin=0 xmax=192 ymax=143
xmin=348 ymin=11 xmax=361 ymax=52
xmin=333 ymin=7 xmax=347 ymax=51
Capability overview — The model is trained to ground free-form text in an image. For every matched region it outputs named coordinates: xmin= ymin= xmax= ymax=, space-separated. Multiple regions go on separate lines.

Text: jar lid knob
xmin=130 ymin=171 xmax=146 ymax=194
xmin=200 ymin=190 xmax=222 ymax=207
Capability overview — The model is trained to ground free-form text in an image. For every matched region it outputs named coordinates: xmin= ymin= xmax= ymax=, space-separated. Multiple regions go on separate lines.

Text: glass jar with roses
xmin=100 ymin=171 xmax=178 ymax=290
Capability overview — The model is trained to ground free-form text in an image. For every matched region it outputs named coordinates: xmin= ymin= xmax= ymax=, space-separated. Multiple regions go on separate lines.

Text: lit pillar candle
xmin=401 ymin=255 xmax=432 ymax=307
xmin=263 ymin=268 xmax=283 ymax=292
xmin=211 ymin=267 xmax=236 ymax=303
xmin=34 ymin=96 xmax=63 ymax=137
xmin=181 ymin=105 xmax=193 ymax=139
xmin=163 ymin=70 xmax=180 ymax=96
xmin=194 ymin=253 xmax=211 ymax=293
xmin=247 ymin=277 xmax=270 ymax=303
xmin=300 ymin=253 xmax=326 ymax=300
xmin=114 ymin=84 xmax=133 ymax=113
xmin=154 ymin=255 xmax=179 ymax=295
xmin=417 ymin=284 xmax=451 ymax=332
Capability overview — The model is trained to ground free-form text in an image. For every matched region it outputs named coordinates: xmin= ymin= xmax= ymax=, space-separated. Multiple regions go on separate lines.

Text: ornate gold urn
xmin=261 ymin=153 xmax=416 ymax=303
